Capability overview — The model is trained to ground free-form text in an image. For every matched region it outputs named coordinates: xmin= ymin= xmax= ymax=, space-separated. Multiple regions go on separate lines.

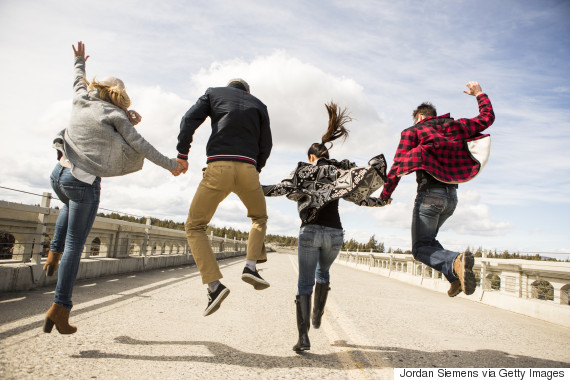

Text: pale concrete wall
xmin=0 ymin=199 xmax=249 ymax=292
xmin=0 ymin=250 xmax=245 ymax=293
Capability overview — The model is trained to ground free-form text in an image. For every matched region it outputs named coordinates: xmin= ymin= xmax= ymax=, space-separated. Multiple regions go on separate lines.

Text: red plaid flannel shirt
xmin=380 ymin=94 xmax=495 ymax=200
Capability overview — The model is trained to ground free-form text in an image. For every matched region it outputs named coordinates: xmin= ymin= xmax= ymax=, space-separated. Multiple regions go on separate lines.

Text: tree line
xmin=95 ymin=212 xmax=296 ymax=246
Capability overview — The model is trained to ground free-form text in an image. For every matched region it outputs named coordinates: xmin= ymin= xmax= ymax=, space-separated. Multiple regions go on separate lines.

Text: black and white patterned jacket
xmin=262 ymin=154 xmax=388 ymax=224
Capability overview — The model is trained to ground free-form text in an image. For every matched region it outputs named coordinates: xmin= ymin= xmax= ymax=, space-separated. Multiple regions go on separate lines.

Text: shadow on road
xmin=70 ymin=336 xmax=570 ymax=369
xmin=0 ymin=258 xmax=243 ymax=341
xmin=330 ymin=340 xmax=570 ymax=368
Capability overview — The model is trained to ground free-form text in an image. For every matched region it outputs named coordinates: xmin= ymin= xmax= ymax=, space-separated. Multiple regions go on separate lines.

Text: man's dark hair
xmin=412 ymin=102 xmax=437 ymax=123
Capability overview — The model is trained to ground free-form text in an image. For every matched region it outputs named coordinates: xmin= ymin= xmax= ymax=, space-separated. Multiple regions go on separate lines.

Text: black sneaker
xmin=241 ymin=267 xmax=270 ymax=290
xmin=203 ymin=283 xmax=230 ymax=317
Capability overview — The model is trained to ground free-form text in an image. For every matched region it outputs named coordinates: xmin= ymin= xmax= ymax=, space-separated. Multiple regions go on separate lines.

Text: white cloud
xmin=188 ymin=51 xmax=390 ymax=160
xmin=451 ymin=191 xmax=512 ymax=235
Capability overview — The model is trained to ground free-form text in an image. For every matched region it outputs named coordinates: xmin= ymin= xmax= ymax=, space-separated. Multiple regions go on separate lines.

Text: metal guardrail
xmin=337 ymin=251 xmax=570 ymax=306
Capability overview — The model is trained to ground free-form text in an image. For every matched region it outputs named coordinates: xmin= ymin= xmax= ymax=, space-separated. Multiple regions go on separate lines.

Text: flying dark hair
xmin=307 ymin=102 xmax=351 ymax=160
xmin=412 ymin=102 xmax=437 ymax=123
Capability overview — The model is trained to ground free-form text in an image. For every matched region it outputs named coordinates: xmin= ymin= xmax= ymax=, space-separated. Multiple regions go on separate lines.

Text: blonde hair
xmin=85 ymin=77 xmax=131 ymax=110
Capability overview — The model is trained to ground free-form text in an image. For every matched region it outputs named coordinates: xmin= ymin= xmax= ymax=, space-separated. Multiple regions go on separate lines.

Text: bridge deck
xmin=1 ymin=250 xmax=569 ymax=379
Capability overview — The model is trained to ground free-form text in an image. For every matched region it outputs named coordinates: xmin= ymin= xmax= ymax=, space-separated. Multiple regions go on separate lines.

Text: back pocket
xmin=61 ymin=184 xmax=86 ymax=202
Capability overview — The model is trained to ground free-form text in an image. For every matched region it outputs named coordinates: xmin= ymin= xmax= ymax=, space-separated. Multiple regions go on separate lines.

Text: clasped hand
xmin=170 ymin=158 xmax=189 ymax=177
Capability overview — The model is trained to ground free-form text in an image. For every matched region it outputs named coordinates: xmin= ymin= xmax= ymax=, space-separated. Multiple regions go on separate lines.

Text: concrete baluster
xmin=31 ymin=192 xmax=51 ymax=265
xmin=481 ymin=250 xmax=488 ymax=290
xmin=142 ymin=217 xmax=151 ymax=257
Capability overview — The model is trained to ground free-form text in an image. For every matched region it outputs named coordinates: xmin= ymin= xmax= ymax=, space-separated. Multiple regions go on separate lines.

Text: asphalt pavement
xmin=1 ymin=250 xmax=569 ymax=379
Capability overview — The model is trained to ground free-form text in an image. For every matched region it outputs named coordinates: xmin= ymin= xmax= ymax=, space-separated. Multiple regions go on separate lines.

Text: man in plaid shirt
xmin=380 ymin=81 xmax=495 ymax=297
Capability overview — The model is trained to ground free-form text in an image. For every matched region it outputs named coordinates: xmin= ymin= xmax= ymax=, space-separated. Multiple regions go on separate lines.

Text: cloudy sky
xmin=1 ymin=0 xmax=569 ymax=257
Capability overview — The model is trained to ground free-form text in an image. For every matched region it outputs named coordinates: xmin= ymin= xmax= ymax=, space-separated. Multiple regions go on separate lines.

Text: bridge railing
xmin=337 ymin=251 xmax=570 ymax=307
xmin=0 ymin=192 xmax=247 ymax=265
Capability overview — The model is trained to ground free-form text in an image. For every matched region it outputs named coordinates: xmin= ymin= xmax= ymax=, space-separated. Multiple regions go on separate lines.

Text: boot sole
xmin=461 ymin=254 xmax=476 ymax=295
xmin=241 ymin=274 xmax=270 ymax=290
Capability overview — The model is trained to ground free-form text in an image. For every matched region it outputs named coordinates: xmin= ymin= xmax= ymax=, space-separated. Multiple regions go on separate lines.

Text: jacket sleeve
xmin=176 ymin=91 xmax=211 ymax=157
xmin=72 ymin=57 xmax=89 ymax=100
xmin=262 ymin=181 xmax=292 ymax=197
xmin=112 ymin=113 xmax=177 ymax=171
xmin=256 ymin=107 xmax=272 ymax=171
xmin=380 ymin=130 xmax=417 ymax=200
xmin=380 ymin=165 xmax=401 ymax=200
xmin=262 ymin=168 xmax=296 ymax=196
xmin=452 ymin=94 xmax=495 ymax=139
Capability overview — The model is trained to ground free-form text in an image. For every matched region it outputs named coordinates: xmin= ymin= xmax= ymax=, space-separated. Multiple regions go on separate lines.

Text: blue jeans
xmin=297 ymin=225 xmax=344 ymax=295
xmin=50 ymin=164 xmax=101 ymax=310
xmin=411 ymin=187 xmax=459 ymax=283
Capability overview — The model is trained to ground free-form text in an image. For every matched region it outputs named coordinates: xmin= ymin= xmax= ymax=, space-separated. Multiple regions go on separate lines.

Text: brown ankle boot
xmin=452 ymin=253 xmax=476 ymax=296
xmin=43 ymin=303 xmax=77 ymax=334
xmin=447 ymin=280 xmax=462 ymax=297
xmin=43 ymin=251 xmax=63 ymax=276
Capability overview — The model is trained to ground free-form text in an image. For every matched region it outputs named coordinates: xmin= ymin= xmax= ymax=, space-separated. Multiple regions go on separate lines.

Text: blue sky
xmin=0 ymin=0 xmax=569 ymax=258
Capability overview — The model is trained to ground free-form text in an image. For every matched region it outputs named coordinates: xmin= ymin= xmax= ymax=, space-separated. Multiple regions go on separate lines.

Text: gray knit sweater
xmin=59 ymin=57 xmax=177 ymax=177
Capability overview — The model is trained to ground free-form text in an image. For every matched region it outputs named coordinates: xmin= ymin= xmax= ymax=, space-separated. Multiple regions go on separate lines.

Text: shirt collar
xmin=423 ymin=113 xmax=451 ymax=123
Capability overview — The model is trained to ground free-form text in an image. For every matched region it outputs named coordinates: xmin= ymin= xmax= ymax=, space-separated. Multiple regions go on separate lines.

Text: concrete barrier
xmin=0 ymin=197 xmax=249 ymax=292
xmin=337 ymin=252 xmax=570 ymax=328
xmin=0 ymin=250 xmax=245 ymax=293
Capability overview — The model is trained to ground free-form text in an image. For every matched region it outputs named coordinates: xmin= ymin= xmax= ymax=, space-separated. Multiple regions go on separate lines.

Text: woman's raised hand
xmin=72 ymin=41 xmax=89 ymax=61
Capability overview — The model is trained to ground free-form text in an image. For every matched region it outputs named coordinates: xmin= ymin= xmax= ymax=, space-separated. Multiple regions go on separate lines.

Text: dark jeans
xmin=50 ymin=163 xmax=101 ymax=310
xmin=411 ymin=187 xmax=459 ymax=283
xmin=297 ymin=225 xmax=344 ymax=295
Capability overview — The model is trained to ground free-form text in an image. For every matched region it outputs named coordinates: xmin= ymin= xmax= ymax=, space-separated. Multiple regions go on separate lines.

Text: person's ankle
xmin=208 ymin=280 xmax=220 ymax=293
xmin=245 ymin=259 xmax=256 ymax=271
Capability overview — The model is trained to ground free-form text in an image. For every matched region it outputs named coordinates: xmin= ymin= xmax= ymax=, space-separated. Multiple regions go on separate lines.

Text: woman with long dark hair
xmin=263 ymin=102 xmax=388 ymax=351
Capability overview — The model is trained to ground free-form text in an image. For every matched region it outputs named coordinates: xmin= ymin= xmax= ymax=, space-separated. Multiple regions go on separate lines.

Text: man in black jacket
xmin=177 ymin=78 xmax=272 ymax=316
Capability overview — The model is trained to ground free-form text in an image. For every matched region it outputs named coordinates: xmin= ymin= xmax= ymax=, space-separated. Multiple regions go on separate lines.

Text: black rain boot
xmin=293 ymin=295 xmax=311 ymax=351
xmin=312 ymin=282 xmax=330 ymax=329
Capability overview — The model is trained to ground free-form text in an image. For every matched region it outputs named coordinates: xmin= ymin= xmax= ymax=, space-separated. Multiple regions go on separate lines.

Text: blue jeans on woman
xmin=50 ymin=163 xmax=101 ymax=310
xmin=411 ymin=187 xmax=459 ymax=283
xmin=297 ymin=225 xmax=344 ymax=295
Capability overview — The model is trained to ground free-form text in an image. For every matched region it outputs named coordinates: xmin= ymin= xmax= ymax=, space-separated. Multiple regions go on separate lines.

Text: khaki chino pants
xmin=185 ymin=161 xmax=268 ymax=284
